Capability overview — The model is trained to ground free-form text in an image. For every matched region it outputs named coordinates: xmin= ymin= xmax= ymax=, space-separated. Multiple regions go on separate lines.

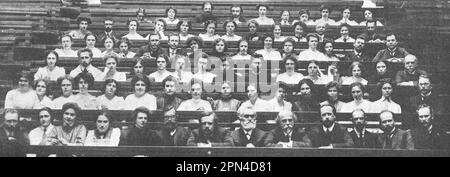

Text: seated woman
xmin=298 ymin=33 xmax=328 ymax=61
xmin=210 ymin=38 xmax=229 ymax=62
xmin=336 ymin=7 xmax=359 ymax=26
xmin=198 ymin=20 xmax=220 ymax=42
xmin=98 ymin=54 xmax=126 ymax=81
xmin=279 ymin=10 xmax=291 ymax=26
xmin=96 ymin=79 xmax=125 ymax=110
xmin=173 ymin=55 xmax=193 ymax=84
xmin=255 ymin=34 xmax=282 ymax=61
xmin=124 ymin=75 xmax=157 ymax=110
xmin=47 ymin=102 xmax=86 ymax=146
xmin=267 ymin=85 xmax=292 ymax=112
xmin=334 ymin=23 xmax=355 ymax=43
xmin=293 ymin=79 xmax=320 ymax=112
xmin=51 ymin=75 xmax=76 ymax=109
xmin=185 ymin=36 xmax=203 ymax=69
xmin=231 ymin=39 xmax=251 ymax=61
xmin=29 ymin=107 xmax=54 ymax=145
xmin=193 ymin=53 xmax=216 ymax=84
xmin=178 ymin=80 xmax=213 ymax=111
xmin=320 ymin=81 xmax=345 ymax=112
xmin=177 ymin=20 xmax=195 ymax=41
xmin=136 ymin=8 xmax=152 ymax=24
xmin=340 ymin=82 xmax=374 ymax=113
xmin=291 ymin=21 xmax=307 ymax=42
xmin=292 ymin=9 xmax=315 ymax=26
xmin=211 ymin=81 xmax=241 ymax=111
xmin=122 ymin=19 xmax=145 ymax=40
xmin=73 ymin=72 xmax=98 ymax=109
xmin=280 ymin=37 xmax=298 ymax=58
xmin=243 ymin=20 xmax=262 ymax=42
xmin=273 ymin=23 xmax=287 ymax=42
xmin=148 ymin=54 xmax=175 ymax=82
xmin=119 ymin=107 xmax=161 ymax=146
xmin=84 ymin=33 xmax=102 ymax=58
xmin=34 ymin=50 xmax=66 ymax=81
xmin=340 ymin=61 xmax=368 ymax=85
xmin=54 ymin=34 xmax=77 ymax=57
xmin=127 ymin=59 xmax=145 ymax=82
xmin=34 ymin=79 xmax=53 ymax=109
xmin=5 ymin=71 xmax=39 ymax=109
xmin=118 ymin=38 xmax=136 ymax=58
xmin=368 ymin=60 xmax=394 ymax=84
xmin=276 ymin=55 xmax=304 ymax=85
xmin=100 ymin=36 xmax=119 ymax=58
xmin=321 ymin=39 xmax=341 ymax=61
xmin=163 ymin=7 xmax=180 ymax=25
xmin=146 ymin=19 xmax=168 ymax=40
xmin=315 ymin=5 xmax=337 ymax=26
xmin=360 ymin=9 xmax=383 ymax=26
xmin=221 ymin=20 xmax=242 ymax=41
xmin=372 ymin=81 xmax=402 ymax=114
xmin=85 ymin=111 xmax=121 ymax=146
xmin=251 ymin=4 xmax=275 ymax=25
xmin=304 ymin=61 xmax=331 ymax=85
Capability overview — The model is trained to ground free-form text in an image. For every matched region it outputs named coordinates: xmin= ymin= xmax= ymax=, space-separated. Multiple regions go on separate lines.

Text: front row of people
xmin=1 ymin=102 xmax=447 ymax=156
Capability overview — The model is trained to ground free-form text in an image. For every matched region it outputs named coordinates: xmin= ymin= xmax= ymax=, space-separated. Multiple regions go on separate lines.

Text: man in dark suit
xmin=266 ymin=110 xmax=311 ymax=148
xmin=411 ymin=104 xmax=449 ymax=149
xmin=0 ymin=109 xmax=29 ymax=157
xmin=372 ymin=33 xmax=409 ymax=62
xmin=97 ymin=19 xmax=119 ymax=43
xmin=135 ymin=33 xmax=167 ymax=60
xmin=187 ymin=112 xmax=233 ymax=147
xmin=403 ymin=75 xmax=443 ymax=115
xmin=345 ymin=35 xmax=371 ymax=62
xmin=194 ymin=2 xmax=217 ymax=23
xmin=307 ymin=104 xmax=354 ymax=148
xmin=156 ymin=109 xmax=190 ymax=146
xmin=166 ymin=34 xmax=186 ymax=63
xmin=396 ymin=54 xmax=428 ymax=87
xmin=378 ymin=110 xmax=414 ymax=149
xmin=349 ymin=109 xmax=381 ymax=148
xmin=231 ymin=108 xmax=270 ymax=147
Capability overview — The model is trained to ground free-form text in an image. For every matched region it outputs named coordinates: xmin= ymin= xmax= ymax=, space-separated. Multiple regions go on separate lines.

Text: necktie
xmin=246 ymin=132 xmax=251 ymax=140
xmin=385 ymin=134 xmax=392 ymax=149
xmin=169 ymin=133 xmax=175 ymax=145
xmin=40 ymin=127 xmax=47 ymax=145
xmin=343 ymin=37 xmax=347 ymax=43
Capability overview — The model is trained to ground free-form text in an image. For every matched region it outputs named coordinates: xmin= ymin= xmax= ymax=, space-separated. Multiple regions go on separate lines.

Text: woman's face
xmin=18 ymin=77 xmax=30 ymax=90
xmin=327 ymin=86 xmax=338 ymax=100
xmin=281 ymin=11 xmax=289 ymax=21
xmin=300 ymin=83 xmax=311 ymax=96
xmin=364 ymin=10 xmax=373 ymax=20
xmin=376 ymin=62 xmax=387 ymax=74
xmin=133 ymin=62 xmax=144 ymax=74
xmin=226 ymin=22 xmax=235 ymax=34
xmin=352 ymin=65 xmax=362 ymax=77
xmin=300 ymin=13 xmax=309 ymax=22
xmin=264 ymin=37 xmax=273 ymax=49
xmin=96 ymin=115 xmax=110 ymax=134
xmin=176 ymin=57 xmax=185 ymax=70
xmin=206 ymin=23 xmax=215 ymax=34
xmin=61 ymin=79 xmax=72 ymax=97
xmin=239 ymin=41 xmax=248 ymax=54
xmin=134 ymin=80 xmax=146 ymax=97
xmin=324 ymin=42 xmax=333 ymax=54
xmin=294 ymin=25 xmax=304 ymax=36
xmin=105 ymin=58 xmax=117 ymax=70
xmin=46 ymin=53 xmax=57 ymax=67
xmin=180 ymin=22 xmax=189 ymax=33
xmin=381 ymin=82 xmax=393 ymax=98
xmin=39 ymin=110 xmax=52 ymax=127
xmin=190 ymin=41 xmax=199 ymax=50
xmin=105 ymin=82 xmax=117 ymax=97
xmin=155 ymin=21 xmax=164 ymax=32
xmin=78 ymin=78 xmax=89 ymax=93
xmin=35 ymin=80 xmax=47 ymax=97
xmin=86 ymin=35 xmax=96 ymax=47
xmin=308 ymin=37 xmax=318 ymax=49
xmin=258 ymin=6 xmax=267 ymax=16
xmin=104 ymin=38 xmax=114 ymax=50
xmin=167 ymin=9 xmax=176 ymax=19
xmin=340 ymin=26 xmax=349 ymax=36
xmin=285 ymin=59 xmax=295 ymax=71
xmin=343 ymin=9 xmax=351 ymax=19
xmin=249 ymin=23 xmax=257 ymax=34
xmin=308 ymin=63 xmax=319 ymax=76
xmin=351 ymin=85 xmax=363 ymax=100
xmin=156 ymin=57 xmax=167 ymax=70
xmin=273 ymin=25 xmax=282 ymax=37
xmin=61 ymin=36 xmax=72 ymax=48
xmin=129 ymin=21 xmax=137 ymax=31
xmin=215 ymin=40 xmax=225 ymax=53
xmin=283 ymin=41 xmax=294 ymax=53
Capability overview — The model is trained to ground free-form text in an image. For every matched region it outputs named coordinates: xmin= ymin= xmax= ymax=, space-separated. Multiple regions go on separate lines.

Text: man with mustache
xmin=0 ymin=109 xmax=29 ymax=157
xmin=194 ymin=2 xmax=217 ymax=23
xmin=349 ymin=109 xmax=381 ymax=148
xmin=396 ymin=54 xmax=428 ymax=87
xmin=266 ymin=110 xmax=311 ymax=148
xmin=47 ymin=103 xmax=87 ymax=146
xmin=307 ymin=104 xmax=353 ymax=148
xmin=135 ymin=33 xmax=167 ymax=60
xmin=187 ymin=112 xmax=233 ymax=147
xmin=157 ymin=76 xmax=183 ymax=112
xmin=411 ymin=104 xmax=449 ymax=149
xmin=156 ymin=109 xmax=191 ymax=146
xmin=68 ymin=17 xmax=92 ymax=39
xmin=120 ymin=107 xmax=162 ymax=146
xmin=231 ymin=108 xmax=270 ymax=147
xmin=69 ymin=48 xmax=102 ymax=81
xmin=228 ymin=4 xmax=246 ymax=24
xmin=166 ymin=34 xmax=185 ymax=62
xmin=97 ymin=19 xmax=118 ymax=43
xmin=373 ymin=33 xmax=409 ymax=63
xmin=345 ymin=35 xmax=371 ymax=62
xmin=405 ymin=75 xmax=444 ymax=115
xmin=378 ymin=110 xmax=414 ymax=149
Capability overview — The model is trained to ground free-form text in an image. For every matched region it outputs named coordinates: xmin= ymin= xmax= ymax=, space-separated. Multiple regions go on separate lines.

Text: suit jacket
xmin=395 ymin=69 xmax=428 ymax=86
xmin=231 ymin=128 xmax=270 ymax=147
xmin=345 ymin=51 xmax=372 ymax=62
xmin=156 ymin=126 xmax=191 ymax=146
xmin=187 ymin=126 xmax=233 ymax=147
xmin=307 ymin=123 xmax=354 ymax=148
xmin=378 ymin=128 xmax=414 ymax=150
xmin=97 ymin=30 xmax=119 ymax=43
xmin=119 ymin=126 xmax=162 ymax=146
xmin=166 ymin=47 xmax=186 ymax=60
xmin=411 ymin=125 xmax=449 ymax=150
xmin=404 ymin=91 xmax=443 ymax=114
xmin=349 ymin=129 xmax=381 ymax=148
xmin=156 ymin=94 xmax=183 ymax=111
xmin=266 ymin=127 xmax=312 ymax=147
xmin=372 ymin=47 xmax=409 ymax=62
xmin=0 ymin=125 xmax=29 ymax=157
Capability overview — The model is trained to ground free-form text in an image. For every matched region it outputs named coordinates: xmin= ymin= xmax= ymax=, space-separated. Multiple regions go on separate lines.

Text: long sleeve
xmin=404 ymin=130 xmax=415 ymax=150
xmin=292 ymin=133 xmax=312 ymax=148
xmin=372 ymin=50 xmax=383 ymax=62
xmin=211 ymin=130 xmax=234 ymax=147
xmin=46 ymin=126 xmax=59 ymax=145
xmin=110 ymin=128 xmax=121 ymax=146
xmin=4 ymin=90 xmax=14 ymax=108
xmin=331 ymin=129 xmax=354 ymax=148
xmin=84 ymin=130 xmax=95 ymax=146
xmin=186 ymin=131 xmax=198 ymax=146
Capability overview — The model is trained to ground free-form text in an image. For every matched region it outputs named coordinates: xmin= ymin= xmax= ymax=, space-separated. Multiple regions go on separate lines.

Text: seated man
xmin=156 ymin=109 xmax=191 ymax=146
xmin=308 ymin=104 xmax=354 ymax=148
xmin=229 ymin=4 xmax=246 ymax=24
xmin=404 ymin=75 xmax=443 ymax=114
xmin=395 ymin=54 xmax=428 ymax=86
xmin=119 ymin=107 xmax=162 ymax=146
xmin=349 ymin=109 xmax=381 ymax=148
xmin=231 ymin=108 xmax=270 ymax=147
xmin=378 ymin=110 xmax=414 ymax=149
xmin=68 ymin=17 xmax=92 ymax=39
xmin=411 ymin=104 xmax=449 ymax=149
xmin=29 ymin=107 xmax=55 ymax=145
xmin=157 ymin=76 xmax=183 ymax=112
xmin=211 ymin=81 xmax=241 ymax=111
xmin=360 ymin=19 xmax=385 ymax=43
xmin=47 ymin=103 xmax=86 ymax=146
xmin=69 ymin=48 xmax=102 ymax=81
xmin=194 ymin=2 xmax=217 ymax=23
xmin=187 ymin=112 xmax=233 ymax=147
xmin=345 ymin=35 xmax=371 ymax=62
xmin=97 ymin=19 xmax=118 ymax=43
xmin=0 ymin=109 xmax=29 ymax=157
xmin=266 ymin=110 xmax=311 ymax=148
xmin=177 ymin=81 xmax=213 ymax=112
xmin=373 ymin=33 xmax=409 ymax=62
xmin=135 ymin=33 xmax=167 ymax=60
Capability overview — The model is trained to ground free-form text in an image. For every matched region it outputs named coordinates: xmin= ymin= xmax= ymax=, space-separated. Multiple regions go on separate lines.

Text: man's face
xmin=39 ymin=110 xmax=52 ymax=127
xmin=137 ymin=13 xmax=144 ymax=21
xmin=86 ymin=35 xmax=96 ymax=47
xmin=258 ymin=6 xmax=267 ymax=16
xmin=78 ymin=78 xmax=89 ymax=93
xmin=61 ymin=79 xmax=73 ymax=97
xmin=352 ymin=66 xmax=361 ymax=77
xmin=354 ymin=38 xmax=365 ymax=51
xmin=248 ymin=23 xmax=257 ymax=34
xmin=343 ymin=9 xmax=351 ymax=19
xmin=247 ymin=85 xmax=257 ymax=100
xmin=351 ymin=85 xmax=363 ymax=100
xmin=62 ymin=36 xmax=72 ymax=48
xmin=340 ymin=26 xmax=349 ymax=36
xmin=180 ymin=22 xmax=189 ymax=33
xmin=404 ymin=56 xmax=417 ymax=71
xmin=364 ymin=10 xmax=373 ymax=20
xmin=135 ymin=112 xmax=148 ymax=128
xmin=386 ymin=35 xmax=398 ymax=49
xmin=134 ymin=80 xmax=146 ymax=96
xmin=231 ymin=7 xmax=241 ymax=18
xmin=79 ymin=20 xmax=88 ymax=30
xmin=352 ymin=110 xmax=366 ymax=131
xmin=149 ymin=35 xmax=160 ymax=49
xmin=63 ymin=108 xmax=76 ymax=127
xmin=381 ymin=83 xmax=393 ymax=98
xmin=315 ymin=23 xmax=326 ymax=35
xmin=418 ymin=107 xmax=432 ymax=128
xmin=105 ymin=82 xmax=117 ymax=96
xmin=105 ymin=58 xmax=117 ymax=70
xmin=203 ymin=3 xmax=212 ymax=13
xmin=163 ymin=110 xmax=177 ymax=130
xmin=169 ymin=36 xmax=180 ymax=49
xmin=320 ymin=106 xmax=335 ymax=128
xmin=96 ymin=115 xmax=110 ymax=134
xmin=201 ymin=115 xmax=215 ymax=135
xmin=129 ymin=21 xmax=137 ymax=31
xmin=380 ymin=112 xmax=395 ymax=133
xmin=278 ymin=112 xmax=294 ymax=132
xmin=215 ymin=41 xmax=225 ymax=52
xmin=239 ymin=41 xmax=248 ymax=54
xmin=165 ymin=81 xmax=176 ymax=95
xmin=104 ymin=20 xmax=113 ymax=31
xmin=156 ymin=57 xmax=167 ymax=70
xmin=79 ymin=51 xmax=91 ymax=67
xmin=367 ymin=22 xmax=376 ymax=33
xmin=4 ymin=112 xmax=19 ymax=131
xmin=191 ymin=83 xmax=202 ymax=99
xmin=239 ymin=109 xmax=257 ymax=131
xmin=221 ymin=83 xmax=231 ymax=96
xmin=155 ymin=21 xmax=164 ymax=32
xmin=119 ymin=42 xmax=129 ymax=53
xmin=308 ymin=37 xmax=318 ymax=49
xmin=418 ymin=77 xmax=432 ymax=95
xmin=376 ymin=62 xmax=387 ymax=74
xmin=327 ymin=86 xmax=338 ymax=100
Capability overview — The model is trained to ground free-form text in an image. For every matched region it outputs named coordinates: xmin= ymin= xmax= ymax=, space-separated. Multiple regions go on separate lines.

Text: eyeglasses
xmin=134 ymin=66 xmax=143 ymax=68
xmin=97 ymin=120 xmax=109 ymax=124
xmin=242 ymin=114 xmax=256 ymax=119
xmin=281 ymin=119 xmax=293 ymax=123
xmin=201 ymin=122 xmax=213 ymax=125
xmin=351 ymin=90 xmax=362 ymax=93
xmin=80 ymin=56 xmax=90 ymax=59
xmin=164 ymin=116 xmax=177 ymax=120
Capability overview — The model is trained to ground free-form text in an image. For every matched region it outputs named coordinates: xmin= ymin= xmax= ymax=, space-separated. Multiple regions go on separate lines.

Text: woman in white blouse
xmin=340 ymin=61 xmax=368 ymax=85
xmin=34 ymin=51 xmax=66 ymax=81
xmin=279 ymin=10 xmax=291 ymax=26
xmin=273 ymin=23 xmax=287 ymax=42
xmin=97 ymin=79 xmax=125 ymax=110
xmin=255 ymin=35 xmax=282 ymax=61
xmin=163 ymin=7 xmax=180 ymax=25
xmin=292 ymin=9 xmax=315 ymax=26
xmin=99 ymin=54 xmax=126 ymax=81
xmin=251 ymin=4 xmax=275 ymax=25
xmin=177 ymin=20 xmax=194 ymax=41
xmin=336 ymin=7 xmax=359 ymax=26
xmin=85 ymin=111 xmax=121 ymax=146
xmin=276 ymin=55 xmax=304 ymax=85
xmin=124 ymin=75 xmax=157 ymax=110
xmin=5 ymin=71 xmax=40 ymax=109
xmin=85 ymin=34 xmax=102 ymax=58
xmin=54 ymin=34 xmax=77 ymax=57
xmin=198 ymin=20 xmax=220 ymax=42
xmin=148 ymin=54 xmax=175 ymax=82
xmin=221 ymin=20 xmax=242 ymax=42
xmin=122 ymin=19 xmax=145 ymax=40
xmin=100 ymin=36 xmax=119 ymax=58
xmin=33 ymin=79 xmax=53 ymax=109
xmin=118 ymin=38 xmax=136 ymax=58
xmin=73 ymin=72 xmax=98 ymax=109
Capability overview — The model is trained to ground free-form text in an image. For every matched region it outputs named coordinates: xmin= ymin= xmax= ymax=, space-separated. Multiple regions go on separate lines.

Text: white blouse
xmin=34 ymin=66 xmax=66 ymax=81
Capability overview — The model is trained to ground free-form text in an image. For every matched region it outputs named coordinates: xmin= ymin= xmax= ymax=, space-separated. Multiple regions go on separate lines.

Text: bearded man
xmin=187 ymin=112 xmax=233 ymax=147
xmin=349 ymin=109 xmax=381 ymax=148
xmin=266 ymin=110 xmax=311 ymax=148
xmin=231 ymin=108 xmax=270 ymax=147
xmin=156 ymin=109 xmax=191 ymax=146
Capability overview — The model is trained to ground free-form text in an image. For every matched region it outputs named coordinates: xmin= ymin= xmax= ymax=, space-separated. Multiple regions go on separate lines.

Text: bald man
xmin=396 ymin=54 xmax=427 ymax=87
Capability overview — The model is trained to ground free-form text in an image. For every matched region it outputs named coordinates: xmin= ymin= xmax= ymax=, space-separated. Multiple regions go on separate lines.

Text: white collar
xmin=323 ymin=123 xmax=335 ymax=133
